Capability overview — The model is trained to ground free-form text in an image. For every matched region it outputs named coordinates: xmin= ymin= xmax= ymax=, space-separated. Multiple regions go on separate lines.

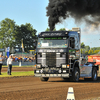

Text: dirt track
xmin=0 ymin=67 xmax=100 ymax=100
xmin=1 ymin=67 xmax=34 ymax=72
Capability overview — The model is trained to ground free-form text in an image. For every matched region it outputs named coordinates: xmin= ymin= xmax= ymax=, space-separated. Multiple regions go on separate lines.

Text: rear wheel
xmin=40 ymin=77 xmax=49 ymax=81
xmin=70 ymin=67 xmax=80 ymax=82
xmin=92 ymin=67 xmax=97 ymax=81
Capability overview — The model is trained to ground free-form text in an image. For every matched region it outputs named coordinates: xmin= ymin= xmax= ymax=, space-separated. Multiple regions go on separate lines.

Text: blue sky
xmin=0 ymin=0 xmax=100 ymax=48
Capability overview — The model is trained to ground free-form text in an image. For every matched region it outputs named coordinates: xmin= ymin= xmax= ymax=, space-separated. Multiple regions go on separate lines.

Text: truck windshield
xmin=37 ymin=37 xmax=68 ymax=48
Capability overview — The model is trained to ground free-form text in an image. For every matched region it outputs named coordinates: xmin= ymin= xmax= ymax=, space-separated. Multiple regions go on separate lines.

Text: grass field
xmin=0 ymin=71 xmax=34 ymax=77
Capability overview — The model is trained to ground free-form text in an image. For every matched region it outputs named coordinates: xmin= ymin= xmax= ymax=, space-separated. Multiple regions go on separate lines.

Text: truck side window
xmin=70 ymin=37 xmax=75 ymax=48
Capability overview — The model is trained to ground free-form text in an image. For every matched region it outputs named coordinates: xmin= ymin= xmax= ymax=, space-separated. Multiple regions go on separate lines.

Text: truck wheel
xmin=70 ymin=67 xmax=79 ymax=82
xmin=40 ymin=77 xmax=49 ymax=81
xmin=92 ymin=67 xmax=97 ymax=81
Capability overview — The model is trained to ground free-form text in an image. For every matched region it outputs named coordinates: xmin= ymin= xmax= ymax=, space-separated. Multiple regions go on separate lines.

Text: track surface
xmin=0 ymin=67 xmax=100 ymax=100
xmin=1 ymin=67 xmax=33 ymax=72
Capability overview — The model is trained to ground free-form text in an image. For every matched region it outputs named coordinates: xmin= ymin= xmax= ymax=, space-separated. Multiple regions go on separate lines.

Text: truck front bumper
xmin=34 ymin=69 xmax=69 ymax=77
xmin=34 ymin=73 xmax=69 ymax=77
xmin=34 ymin=68 xmax=70 ymax=78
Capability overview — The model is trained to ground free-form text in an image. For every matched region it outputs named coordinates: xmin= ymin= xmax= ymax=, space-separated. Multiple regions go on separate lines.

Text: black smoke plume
xmin=46 ymin=0 xmax=100 ymax=31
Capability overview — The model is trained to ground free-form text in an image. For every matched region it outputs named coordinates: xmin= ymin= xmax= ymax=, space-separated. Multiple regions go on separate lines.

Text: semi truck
xmin=34 ymin=28 xmax=99 ymax=82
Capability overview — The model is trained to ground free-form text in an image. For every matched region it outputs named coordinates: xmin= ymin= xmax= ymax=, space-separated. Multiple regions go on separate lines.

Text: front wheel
xmin=70 ymin=67 xmax=80 ymax=82
xmin=92 ymin=67 xmax=97 ymax=81
xmin=40 ymin=77 xmax=49 ymax=81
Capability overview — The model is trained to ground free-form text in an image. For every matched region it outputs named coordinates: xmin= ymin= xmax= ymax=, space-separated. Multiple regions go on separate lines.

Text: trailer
xmin=88 ymin=55 xmax=100 ymax=65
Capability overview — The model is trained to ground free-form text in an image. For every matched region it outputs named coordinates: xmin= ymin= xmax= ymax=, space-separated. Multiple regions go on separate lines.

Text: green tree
xmin=15 ymin=23 xmax=37 ymax=52
xmin=85 ymin=51 xmax=88 ymax=55
xmin=68 ymin=29 xmax=72 ymax=31
xmin=0 ymin=18 xmax=16 ymax=48
xmin=85 ymin=46 xmax=90 ymax=51
xmin=53 ymin=28 xmax=56 ymax=31
xmin=81 ymin=42 xmax=86 ymax=54
xmin=88 ymin=49 xmax=93 ymax=55
xmin=45 ymin=27 xmax=56 ymax=31
xmin=91 ymin=47 xmax=100 ymax=51
xmin=45 ymin=27 xmax=50 ymax=31
xmin=59 ymin=28 xmax=66 ymax=31
xmin=81 ymin=49 xmax=83 ymax=54
xmin=81 ymin=42 xmax=85 ymax=48
xmin=93 ymin=50 xmax=100 ymax=54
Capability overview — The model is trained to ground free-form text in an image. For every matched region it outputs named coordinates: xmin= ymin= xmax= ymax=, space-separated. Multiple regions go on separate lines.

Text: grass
xmin=0 ymin=71 xmax=34 ymax=77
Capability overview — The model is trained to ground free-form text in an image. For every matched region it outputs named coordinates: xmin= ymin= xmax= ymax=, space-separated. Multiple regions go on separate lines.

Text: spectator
xmin=15 ymin=56 xmax=19 ymax=62
xmin=23 ymin=56 xmax=26 ymax=62
xmin=31 ymin=57 xmax=34 ymax=62
xmin=7 ymin=55 xmax=13 ymax=75
xmin=4 ymin=56 xmax=8 ymax=61
xmin=0 ymin=54 xmax=3 ymax=75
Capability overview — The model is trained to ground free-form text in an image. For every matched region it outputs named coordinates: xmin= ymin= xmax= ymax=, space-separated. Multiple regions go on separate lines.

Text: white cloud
xmin=82 ymin=23 xmax=100 ymax=35
xmin=65 ymin=28 xmax=69 ymax=31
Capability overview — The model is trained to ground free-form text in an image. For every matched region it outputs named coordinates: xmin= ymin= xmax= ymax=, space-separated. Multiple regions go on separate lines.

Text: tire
xmin=40 ymin=77 xmax=49 ymax=81
xmin=92 ymin=67 xmax=97 ymax=81
xmin=70 ymin=67 xmax=80 ymax=82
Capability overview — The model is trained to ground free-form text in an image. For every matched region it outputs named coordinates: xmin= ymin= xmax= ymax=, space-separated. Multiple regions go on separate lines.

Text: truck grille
xmin=56 ymin=53 xmax=66 ymax=67
xmin=37 ymin=52 xmax=66 ymax=67
xmin=46 ymin=53 xmax=56 ymax=67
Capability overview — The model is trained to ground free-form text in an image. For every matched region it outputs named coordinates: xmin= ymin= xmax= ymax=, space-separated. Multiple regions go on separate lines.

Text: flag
xmin=21 ymin=39 xmax=24 ymax=52
xmin=7 ymin=47 xmax=10 ymax=57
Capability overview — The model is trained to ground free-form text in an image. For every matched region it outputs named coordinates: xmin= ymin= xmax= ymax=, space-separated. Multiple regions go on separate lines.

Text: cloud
xmin=82 ymin=23 xmax=100 ymax=35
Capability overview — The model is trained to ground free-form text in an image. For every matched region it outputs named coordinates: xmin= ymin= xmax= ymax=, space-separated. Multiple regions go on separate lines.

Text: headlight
xmin=67 ymin=64 xmax=69 ymax=68
xmin=62 ymin=64 xmax=69 ymax=68
xmin=59 ymin=70 xmax=61 ymax=73
xmin=36 ymin=64 xmax=41 ymax=68
xmin=62 ymin=65 xmax=66 ymax=68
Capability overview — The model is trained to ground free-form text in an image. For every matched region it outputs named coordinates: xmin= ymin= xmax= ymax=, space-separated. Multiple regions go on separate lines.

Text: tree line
xmin=0 ymin=18 xmax=99 ymax=54
xmin=0 ymin=18 xmax=37 ymax=52
xmin=81 ymin=42 xmax=100 ymax=55
xmin=0 ymin=20 xmax=67 ymax=53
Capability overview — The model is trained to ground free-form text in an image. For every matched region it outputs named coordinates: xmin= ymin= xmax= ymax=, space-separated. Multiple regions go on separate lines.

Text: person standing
xmin=0 ymin=54 xmax=3 ymax=75
xmin=7 ymin=55 xmax=13 ymax=75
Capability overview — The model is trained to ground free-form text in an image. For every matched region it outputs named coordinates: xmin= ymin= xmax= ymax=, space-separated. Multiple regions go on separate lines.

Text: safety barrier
xmin=3 ymin=60 xmax=36 ymax=66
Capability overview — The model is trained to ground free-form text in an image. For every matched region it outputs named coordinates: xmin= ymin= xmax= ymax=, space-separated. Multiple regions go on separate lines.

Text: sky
xmin=0 ymin=0 xmax=100 ymax=48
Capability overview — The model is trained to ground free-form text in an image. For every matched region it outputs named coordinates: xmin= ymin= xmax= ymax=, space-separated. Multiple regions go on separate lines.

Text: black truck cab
xmin=34 ymin=28 xmax=98 ymax=82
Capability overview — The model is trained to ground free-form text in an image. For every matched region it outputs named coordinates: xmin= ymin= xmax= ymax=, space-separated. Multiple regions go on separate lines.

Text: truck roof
xmin=38 ymin=31 xmax=79 ymax=38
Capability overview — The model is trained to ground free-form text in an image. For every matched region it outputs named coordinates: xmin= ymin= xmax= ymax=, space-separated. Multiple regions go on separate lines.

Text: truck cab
xmin=34 ymin=28 xmax=98 ymax=82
